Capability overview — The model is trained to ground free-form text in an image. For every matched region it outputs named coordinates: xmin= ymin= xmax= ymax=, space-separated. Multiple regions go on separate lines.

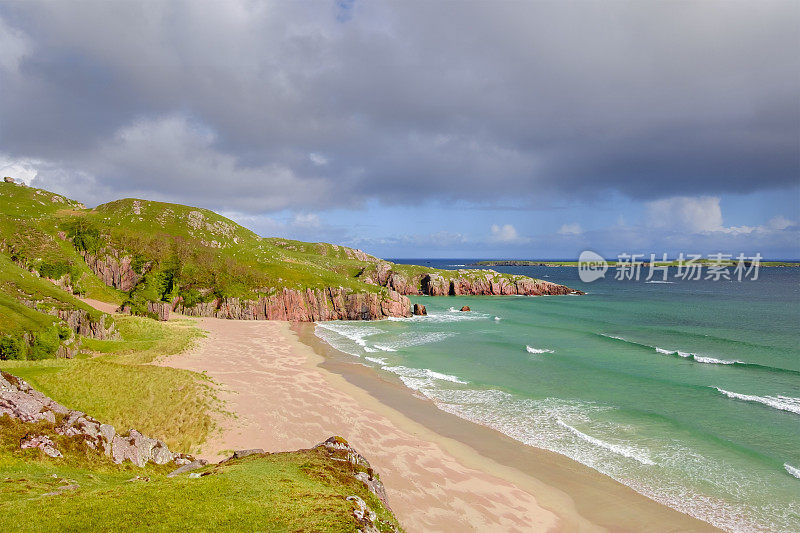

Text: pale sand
xmin=78 ymin=299 xmax=718 ymax=532
xmin=162 ymin=318 xmax=574 ymax=532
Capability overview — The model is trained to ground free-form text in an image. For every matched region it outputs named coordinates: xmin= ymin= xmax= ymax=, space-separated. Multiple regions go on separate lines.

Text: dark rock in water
xmin=167 ymin=459 xmax=209 ymax=477
xmin=413 ymin=304 xmax=427 ymax=316
xmin=460 ymin=306 xmax=471 ymax=312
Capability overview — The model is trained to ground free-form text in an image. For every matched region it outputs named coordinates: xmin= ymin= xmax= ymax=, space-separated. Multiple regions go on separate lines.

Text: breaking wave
xmin=714 ymin=388 xmax=800 ymax=415
xmin=556 ymin=420 xmax=655 ymax=465
xmin=600 ymin=334 xmax=799 ymax=374
xmin=526 ymin=345 xmax=554 ymax=354
xmin=785 ymin=464 xmax=800 ymax=479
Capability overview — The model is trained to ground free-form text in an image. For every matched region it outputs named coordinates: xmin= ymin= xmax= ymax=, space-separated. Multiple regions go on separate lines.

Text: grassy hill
xmin=1 ymin=180 xmax=561 ymax=333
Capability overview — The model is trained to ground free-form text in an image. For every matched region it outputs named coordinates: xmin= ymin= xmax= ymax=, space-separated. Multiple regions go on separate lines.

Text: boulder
xmin=228 ymin=449 xmax=265 ymax=460
xmin=460 ymin=306 xmax=471 ymax=312
xmin=413 ymin=304 xmax=427 ymax=316
xmin=20 ymin=434 xmax=62 ymax=458
xmin=347 ymin=495 xmax=379 ymax=533
xmin=167 ymin=459 xmax=208 ymax=477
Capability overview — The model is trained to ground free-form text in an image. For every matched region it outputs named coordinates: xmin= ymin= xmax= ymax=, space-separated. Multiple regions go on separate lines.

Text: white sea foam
xmin=526 ymin=345 xmax=554 ymax=354
xmin=371 ymin=331 xmax=455 ymax=352
xmin=316 ymin=322 xmax=380 ymax=349
xmin=494 ymin=316 xmax=501 ymax=321
xmin=556 ymin=420 xmax=655 ymax=465
xmin=377 ymin=379 xmax=792 ymax=532
xmin=655 ymin=347 xmax=673 ymax=354
xmin=785 ymin=463 xmax=800 ymax=479
xmin=315 ymin=322 xmax=381 ymax=357
xmin=693 ymin=355 xmax=739 ymax=365
xmin=382 ymin=365 xmax=468 ymax=388
xmin=388 ymin=312 xmax=489 ymax=324
xmin=714 ymin=388 xmax=800 ymax=415
xmin=373 ymin=344 xmax=397 ymax=352
xmin=365 ymin=356 xmax=387 ymax=365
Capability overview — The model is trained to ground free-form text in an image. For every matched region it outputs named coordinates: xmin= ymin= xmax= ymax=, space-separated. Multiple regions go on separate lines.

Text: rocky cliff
xmin=80 ymin=247 xmax=580 ymax=323
xmin=361 ymin=262 xmax=584 ymax=297
xmin=174 ymin=287 xmax=412 ymax=321
xmin=81 ymin=249 xmax=143 ymax=292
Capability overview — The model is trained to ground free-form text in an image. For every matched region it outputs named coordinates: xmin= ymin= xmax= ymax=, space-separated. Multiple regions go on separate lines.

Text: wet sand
xmin=156 ymin=316 xmax=718 ymax=532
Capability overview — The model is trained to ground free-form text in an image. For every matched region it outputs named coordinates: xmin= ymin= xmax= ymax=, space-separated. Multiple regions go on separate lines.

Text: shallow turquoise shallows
xmin=315 ymin=262 xmax=800 ymax=532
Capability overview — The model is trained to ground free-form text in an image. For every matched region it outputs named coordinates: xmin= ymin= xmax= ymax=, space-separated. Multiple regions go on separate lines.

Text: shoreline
xmin=296 ymin=322 xmax=720 ymax=533
xmin=161 ymin=316 xmax=719 ymax=532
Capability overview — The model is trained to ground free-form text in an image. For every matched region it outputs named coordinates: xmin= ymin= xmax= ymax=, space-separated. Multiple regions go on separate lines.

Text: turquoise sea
xmin=315 ymin=261 xmax=800 ymax=532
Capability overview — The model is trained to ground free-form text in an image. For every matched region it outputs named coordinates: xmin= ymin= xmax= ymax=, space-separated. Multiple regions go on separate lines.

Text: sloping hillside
xmin=0 ymin=181 xmax=580 ymax=328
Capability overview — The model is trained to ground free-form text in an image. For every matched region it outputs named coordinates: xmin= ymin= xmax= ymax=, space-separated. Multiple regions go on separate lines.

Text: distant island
xmin=473 ymin=259 xmax=800 ymax=267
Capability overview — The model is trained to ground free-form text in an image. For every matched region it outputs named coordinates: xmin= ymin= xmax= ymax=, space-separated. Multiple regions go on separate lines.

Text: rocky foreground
xmin=0 ymin=370 xmax=397 ymax=532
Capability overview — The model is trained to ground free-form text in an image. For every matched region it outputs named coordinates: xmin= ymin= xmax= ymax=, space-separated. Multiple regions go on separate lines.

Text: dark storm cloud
xmin=0 ymin=0 xmax=797 ymax=212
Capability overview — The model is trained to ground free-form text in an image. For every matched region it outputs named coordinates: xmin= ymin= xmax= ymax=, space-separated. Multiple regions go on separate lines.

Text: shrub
xmin=29 ymin=326 xmax=62 ymax=360
xmin=0 ymin=335 xmax=26 ymax=360
xmin=38 ymin=261 xmax=72 ymax=280
xmin=67 ymin=221 xmax=102 ymax=253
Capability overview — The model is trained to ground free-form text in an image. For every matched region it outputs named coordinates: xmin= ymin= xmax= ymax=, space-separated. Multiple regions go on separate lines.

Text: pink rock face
xmin=175 ymin=287 xmax=412 ymax=321
xmin=20 ymin=434 xmax=62 ymax=457
xmin=82 ymin=249 xmax=143 ymax=292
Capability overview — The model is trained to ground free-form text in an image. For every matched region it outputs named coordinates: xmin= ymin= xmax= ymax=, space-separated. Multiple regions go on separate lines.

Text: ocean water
xmin=315 ymin=260 xmax=800 ymax=532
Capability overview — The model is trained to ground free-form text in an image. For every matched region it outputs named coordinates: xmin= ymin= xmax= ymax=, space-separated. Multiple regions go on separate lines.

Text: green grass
xmin=0 ymin=417 xmax=401 ymax=532
xmin=0 ymin=316 xmax=212 ymax=453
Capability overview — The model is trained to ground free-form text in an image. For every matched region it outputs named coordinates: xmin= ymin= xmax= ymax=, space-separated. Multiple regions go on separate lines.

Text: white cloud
xmin=557 ymin=222 xmax=583 ymax=235
xmin=0 ymin=16 xmax=31 ymax=73
xmin=646 ymin=196 xmax=723 ymax=233
xmin=0 ymin=155 xmax=42 ymax=185
xmin=24 ymin=114 xmax=338 ymax=211
xmin=292 ymin=212 xmax=321 ymax=229
xmin=490 ymin=223 xmax=528 ymax=243
xmin=308 ymin=153 xmax=328 ymax=166
xmin=768 ymin=215 xmax=794 ymax=231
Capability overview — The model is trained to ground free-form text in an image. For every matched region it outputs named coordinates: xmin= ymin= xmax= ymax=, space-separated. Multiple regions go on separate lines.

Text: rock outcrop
xmin=174 ymin=287 xmax=412 ymax=321
xmin=362 ymin=263 xmax=584 ymax=297
xmin=119 ymin=301 xmax=172 ymax=321
xmin=53 ymin=308 xmax=118 ymax=340
xmin=460 ymin=306 xmax=471 ymax=312
xmin=81 ymin=250 xmax=143 ymax=292
xmin=314 ymin=436 xmax=392 ymax=512
xmin=413 ymin=304 xmax=427 ymax=316
xmin=0 ymin=371 xmax=192 ymax=467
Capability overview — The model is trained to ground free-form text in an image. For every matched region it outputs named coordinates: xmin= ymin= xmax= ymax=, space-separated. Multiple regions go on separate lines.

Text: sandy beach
xmin=160 ymin=317 xmax=719 ymax=532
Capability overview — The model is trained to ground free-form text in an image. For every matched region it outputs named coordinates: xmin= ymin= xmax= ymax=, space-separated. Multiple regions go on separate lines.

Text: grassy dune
xmin=0 ymin=316 xmax=212 ymax=453
xmin=0 ymin=417 xmax=400 ymax=532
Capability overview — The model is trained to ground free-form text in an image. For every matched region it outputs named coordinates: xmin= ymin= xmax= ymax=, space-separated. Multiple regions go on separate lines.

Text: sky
xmin=0 ymin=0 xmax=798 ymax=259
